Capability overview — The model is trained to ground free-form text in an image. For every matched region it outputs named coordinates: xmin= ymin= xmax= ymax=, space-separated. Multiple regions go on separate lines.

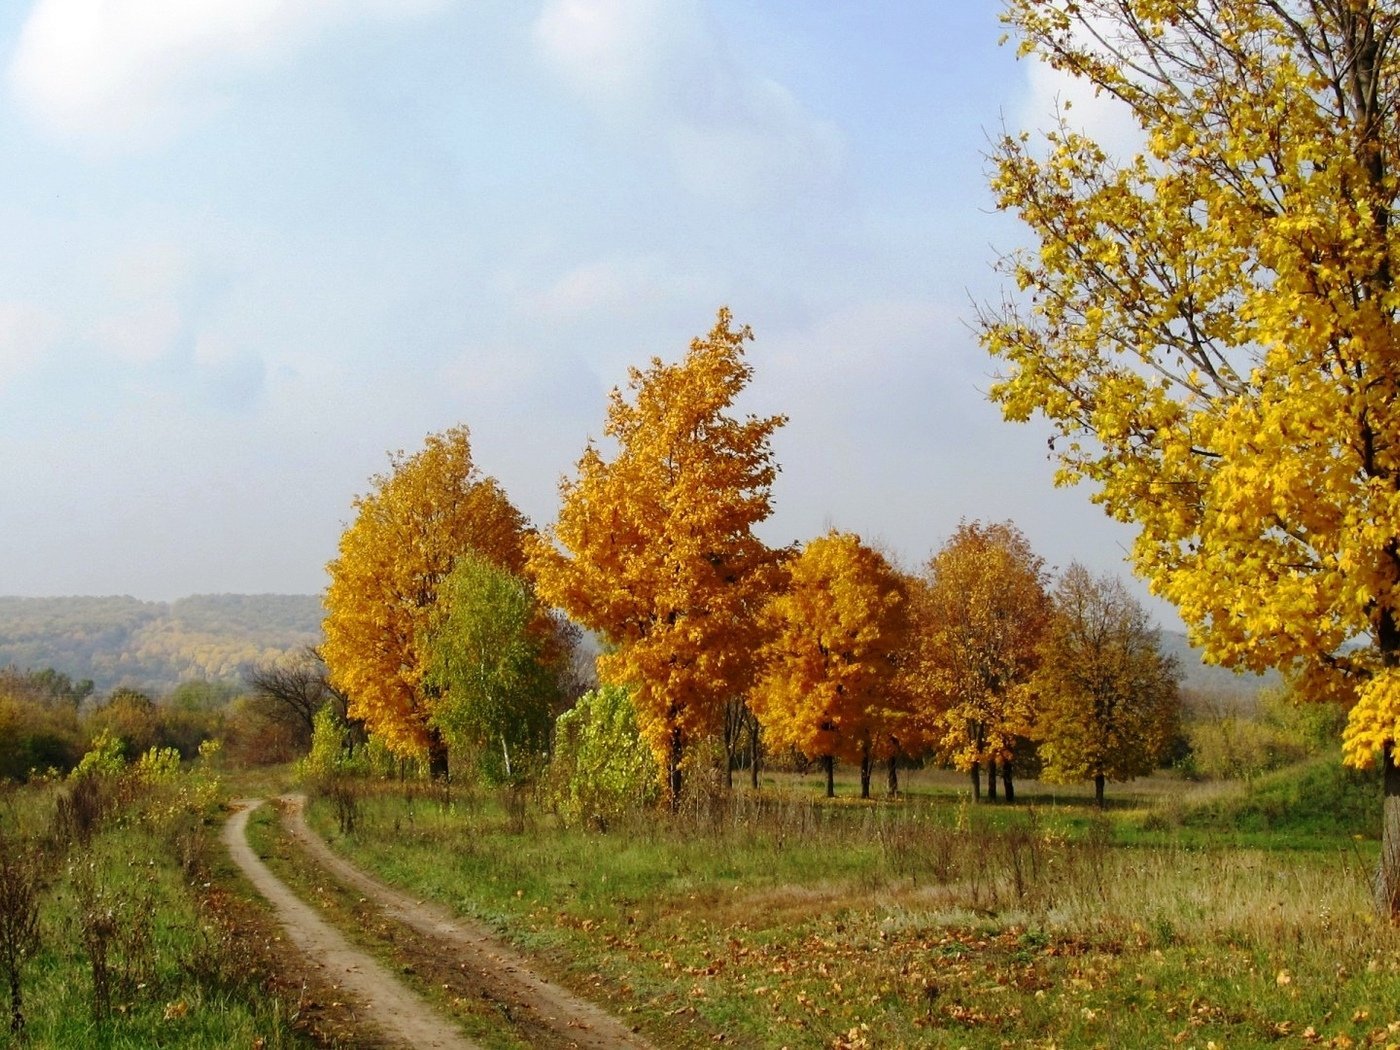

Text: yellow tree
xmin=750 ymin=531 xmax=909 ymax=799
xmin=322 ymin=426 xmax=529 ymax=772
xmin=528 ymin=308 xmax=784 ymax=806
xmin=981 ymin=0 xmax=1400 ymax=905
xmin=1035 ymin=564 xmax=1181 ymax=808
xmin=912 ymin=521 xmax=1050 ymax=803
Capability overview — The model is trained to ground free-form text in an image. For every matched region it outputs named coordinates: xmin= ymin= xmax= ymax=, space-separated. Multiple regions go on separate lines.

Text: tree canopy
xmin=981 ymin=0 xmax=1400 ymax=903
xmin=423 ymin=551 xmax=563 ymax=785
xmin=529 ymin=308 xmax=785 ymax=805
xmin=750 ymin=531 xmax=909 ymax=798
xmin=1035 ymin=564 xmax=1182 ymax=806
xmin=322 ymin=426 xmax=530 ymax=764
xmin=911 ymin=520 xmax=1050 ymax=802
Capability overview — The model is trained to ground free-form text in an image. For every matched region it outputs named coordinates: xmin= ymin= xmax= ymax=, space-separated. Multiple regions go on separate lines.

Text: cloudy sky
xmin=0 ymin=0 xmax=1171 ymax=620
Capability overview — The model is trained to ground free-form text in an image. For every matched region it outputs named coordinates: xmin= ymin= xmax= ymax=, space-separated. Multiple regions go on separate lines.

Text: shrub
xmin=546 ymin=685 xmax=659 ymax=829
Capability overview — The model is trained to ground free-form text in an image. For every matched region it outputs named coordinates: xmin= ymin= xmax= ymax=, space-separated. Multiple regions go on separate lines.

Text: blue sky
xmin=0 ymin=0 xmax=1169 ymax=621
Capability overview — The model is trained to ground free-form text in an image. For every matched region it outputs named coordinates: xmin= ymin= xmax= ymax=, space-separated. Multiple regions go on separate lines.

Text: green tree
xmin=423 ymin=552 xmax=563 ymax=786
xmin=547 ymin=684 xmax=660 ymax=829
xmin=980 ymin=0 xmax=1400 ymax=907
xmin=1035 ymin=564 xmax=1181 ymax=807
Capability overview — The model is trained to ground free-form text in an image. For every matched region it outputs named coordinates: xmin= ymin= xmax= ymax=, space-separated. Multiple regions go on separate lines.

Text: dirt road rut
xmin=224 ymin=799 xmax=481 ymax=1050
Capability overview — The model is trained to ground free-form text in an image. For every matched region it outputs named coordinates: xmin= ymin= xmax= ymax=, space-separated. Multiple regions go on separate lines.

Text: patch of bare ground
xmin=224 ymin=800 xmax=480 ymax=1050
xmin=272 ymin=794 xmax=658 ymax=1050
xmin=198 ymin=860 xmax=397 ymax=1049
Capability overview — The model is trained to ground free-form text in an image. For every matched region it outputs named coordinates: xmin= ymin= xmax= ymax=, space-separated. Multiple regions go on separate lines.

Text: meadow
xmin=278 ymin=758 xmax=1400 ymax=1050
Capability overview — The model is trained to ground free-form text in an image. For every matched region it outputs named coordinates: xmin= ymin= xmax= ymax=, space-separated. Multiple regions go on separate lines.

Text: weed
xmin=0 ymin=821 xmax=43 ymax=1035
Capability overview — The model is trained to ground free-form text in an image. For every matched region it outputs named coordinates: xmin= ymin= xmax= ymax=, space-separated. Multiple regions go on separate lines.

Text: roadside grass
xmin=298 ymin=766 xmax=1400 ymax=1049
xmin=0 ymin=771 xmax=317 ymax=1050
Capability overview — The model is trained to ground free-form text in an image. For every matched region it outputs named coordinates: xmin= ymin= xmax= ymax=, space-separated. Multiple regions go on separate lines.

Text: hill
xmin=1157 ymin=628 xmax=1279 ymax=702
xmin=0 ymin=593 xmax=324 ymax=695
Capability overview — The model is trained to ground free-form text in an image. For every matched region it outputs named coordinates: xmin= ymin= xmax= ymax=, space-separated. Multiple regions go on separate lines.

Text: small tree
xmin=911 ymin=521 xmax=1050 ymax=803
xmin=242 ymin=647 xmax=348 ymax=751
xmin=1035 ymin=564 xmax=1181 ymax=807
xmin=423 ymin=552 xmax=563 ymax=786
xmin=750 ymin=532 xmax=909 ymax=799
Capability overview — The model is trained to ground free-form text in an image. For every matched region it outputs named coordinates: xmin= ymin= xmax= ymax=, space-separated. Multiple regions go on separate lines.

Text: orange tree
xmin=1035 ymin=564 xmax=1181 ymax=808
xmin=911 ymin=521 xmax=1050 ymax=803
xmin=322 ymin=426 xmax=529 ymax=773
xmin=981 ymin=0 xmax=1400 ymax=906
xmin=750 ymin=531 xmax=909 ymax=799
xmin=528 ymin=309 xmax=784 ymax=806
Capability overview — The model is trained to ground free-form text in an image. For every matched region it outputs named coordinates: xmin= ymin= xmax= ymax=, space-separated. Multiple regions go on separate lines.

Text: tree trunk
xmin=987 ymin=759 xmax=998 ymax=801
xmin=749 ymin=720 xmax=761 ymax=790
xmin=1377 ymin=743 xmax=1400 ymax=915
xmin=1095 ymin=773 xmax=1106 ymax=810
xmin=667 ymin=727 xmax=683 ymax=812
xmin=970 ymin=761 xmax=981 ymax=803
xmin=426 ymin=726 xmax=449 ymax=781
xmin=859 ymin=746 xmax=873 ymax=799
xmin=823 ymin=754 xmax=835 ymax=799
xmin=1002 ymin=763 xmax=1015 ymax=804
xmin=887 ymin=755 xmax=899 ymax=797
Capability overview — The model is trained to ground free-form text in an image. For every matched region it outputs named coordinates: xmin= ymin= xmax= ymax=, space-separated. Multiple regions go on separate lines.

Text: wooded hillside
xmin=0 ymin=594 xmax=323 ymax=694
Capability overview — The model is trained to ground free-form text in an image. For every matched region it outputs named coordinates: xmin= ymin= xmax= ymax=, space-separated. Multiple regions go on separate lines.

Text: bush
xmin=546 ymin=685 xmax=659 ymax=829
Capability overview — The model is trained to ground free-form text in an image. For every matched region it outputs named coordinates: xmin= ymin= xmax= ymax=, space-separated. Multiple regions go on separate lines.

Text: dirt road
xmin=224 ymin=799 xmax=481 ymax=1050
xmin=276 ymin=794 xmax=656 ymax=1050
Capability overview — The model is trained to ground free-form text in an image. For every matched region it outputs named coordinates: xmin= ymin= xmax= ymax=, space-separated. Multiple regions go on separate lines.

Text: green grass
xmin=293 ymin=766 xmax=1400 ymax=1049
xmin=0 ymin=773 xmax=315 ymax=1050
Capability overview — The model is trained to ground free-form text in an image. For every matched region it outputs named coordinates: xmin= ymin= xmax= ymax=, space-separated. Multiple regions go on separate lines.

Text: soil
xmin=275 ymin=794 xmax=657 ymax=1050
xmin=224 ymin=799 xmax=481 ymax=1050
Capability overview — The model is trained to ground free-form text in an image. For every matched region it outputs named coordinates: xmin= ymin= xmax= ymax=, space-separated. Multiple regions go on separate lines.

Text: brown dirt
xmin=275 ymin=794 xmax=657 ymax=1050
xmin=224 ymin=799 xmax=481 ymax=1050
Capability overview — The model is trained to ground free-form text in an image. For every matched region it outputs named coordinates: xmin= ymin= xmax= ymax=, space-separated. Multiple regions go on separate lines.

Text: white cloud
xmin=1010 ymin=11 xmax=1145 ymax=162
xmin=533 ymin=0 xmax=843 ymax=207
xmin=8 ymin=0 xmax=454 ymax=145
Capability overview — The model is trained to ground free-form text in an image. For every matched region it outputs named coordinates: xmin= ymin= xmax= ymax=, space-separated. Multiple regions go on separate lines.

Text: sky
xmin=0 ymin=0 xmax=1176 ymax=623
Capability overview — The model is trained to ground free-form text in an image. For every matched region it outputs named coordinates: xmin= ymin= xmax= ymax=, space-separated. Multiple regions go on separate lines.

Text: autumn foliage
xmin=910 ymin=521 xmax=1050 ymax=802
xmin=529 ymin=309 xmax=784 ymax=804
xmin=750 ymin=531 xmax=909 ymax=798
xmin=981 ymin=0 xmax=1400 ymax=905
xmin=1034 ymin=564 xmax=1181 ymax=807
xmin=322 ymin=426 xmax=530 ymax=763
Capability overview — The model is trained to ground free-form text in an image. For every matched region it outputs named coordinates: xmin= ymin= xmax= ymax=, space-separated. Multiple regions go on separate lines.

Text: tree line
xmin=321 ymin=310 xmax=1181 ymax=813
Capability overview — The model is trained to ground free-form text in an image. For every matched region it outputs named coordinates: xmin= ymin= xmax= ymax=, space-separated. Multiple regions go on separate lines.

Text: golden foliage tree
xmin=750 ymin=531 xmax=909 ymax=799
xmin=1035 ymin=564 xmax=1181 ymax=808
xmin=528 ymin=309 xmax=784 ymax=806
xmin=980 ymin=0 xmax=1400 ymax=904
xmin=322 ymin=426 xmax=529 ymax=770
xmin=912 ymin=521 xmax=1050 ymax=802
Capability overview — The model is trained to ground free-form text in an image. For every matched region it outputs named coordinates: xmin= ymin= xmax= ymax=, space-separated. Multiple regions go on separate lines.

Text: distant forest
xmin=0 ymin=594 xmax=323 ymax=695
xmin=0 ymin=592 xmax=1269 ymax=703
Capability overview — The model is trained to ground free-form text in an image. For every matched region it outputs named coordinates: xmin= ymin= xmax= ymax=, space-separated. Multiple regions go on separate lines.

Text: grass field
xmin=0 ymin=764 xmax=321 ymax=1050
xmin=293 ymin=759 xmax=1400 ymax=1049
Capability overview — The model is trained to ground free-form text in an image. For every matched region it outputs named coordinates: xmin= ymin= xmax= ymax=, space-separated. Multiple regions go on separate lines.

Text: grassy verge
xmin=0 ymin=769 xmax=318 ymax=1049
xmin=299 ymin=770 xmax=1400 ymax=1049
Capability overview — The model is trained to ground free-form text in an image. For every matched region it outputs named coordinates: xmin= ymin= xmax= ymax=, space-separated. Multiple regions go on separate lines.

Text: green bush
xmin=546 ymin=685 xmax=659 ymax=829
